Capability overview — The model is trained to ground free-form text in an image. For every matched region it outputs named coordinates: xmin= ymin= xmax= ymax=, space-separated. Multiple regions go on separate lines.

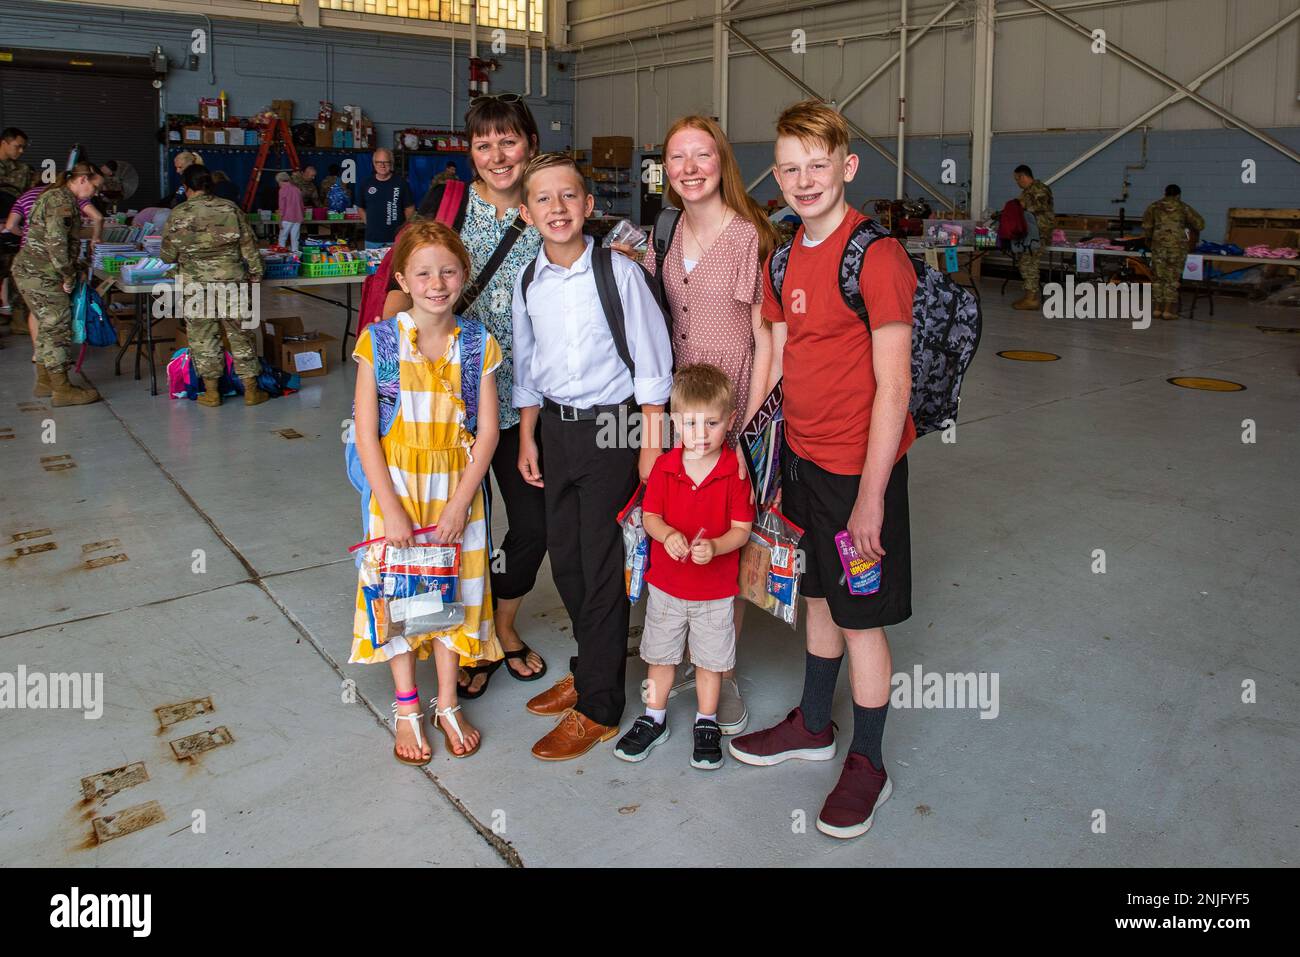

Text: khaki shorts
xmin=640 ymin=583 xmax=736 ymax=673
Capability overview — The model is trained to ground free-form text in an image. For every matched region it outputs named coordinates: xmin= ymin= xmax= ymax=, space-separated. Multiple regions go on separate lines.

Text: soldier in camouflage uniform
xmin=11 ymin=163 xmax=103 ymax=406
xmin=161 ymin=165 xmax=269 ymax=407
xmin=1142 ymin=184 xmax=1204 ymax=320
xmin=1012 ymin=164 xmax=1055 ymax=310
xmin=292 ymin=166 xmax=321 ymax=208
xmin=0 ymin=127 xmax=36 ymax=336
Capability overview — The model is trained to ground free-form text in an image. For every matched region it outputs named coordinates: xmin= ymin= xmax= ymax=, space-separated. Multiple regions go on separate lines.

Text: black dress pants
xmin=538 ymin=409 xmax=639 ymax=728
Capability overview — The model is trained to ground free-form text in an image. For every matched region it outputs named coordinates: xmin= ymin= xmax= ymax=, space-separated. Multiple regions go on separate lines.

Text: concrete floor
xmin=0 ymin=281 xmax=1296 ymax=867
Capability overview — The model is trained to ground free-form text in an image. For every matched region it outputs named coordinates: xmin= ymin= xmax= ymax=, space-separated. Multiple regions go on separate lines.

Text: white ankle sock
xmin=696 ymin=712 xmax=717 ymax=724
xmin=645 ymin=707 xmax=667 ymax=725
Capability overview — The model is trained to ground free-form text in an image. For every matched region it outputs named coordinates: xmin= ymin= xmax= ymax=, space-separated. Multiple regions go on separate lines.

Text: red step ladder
xmin=241 ymin=117 xmax=300 ymax=211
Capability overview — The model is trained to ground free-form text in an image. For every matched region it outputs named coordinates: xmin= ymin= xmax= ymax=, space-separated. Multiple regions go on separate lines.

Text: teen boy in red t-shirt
xmin=729 ymin=100 xmax=916 ymax=840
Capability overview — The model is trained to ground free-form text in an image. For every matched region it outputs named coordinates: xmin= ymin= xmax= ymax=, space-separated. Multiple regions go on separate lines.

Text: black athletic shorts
xmin=780 ymin=444 xmax=912 ymax=631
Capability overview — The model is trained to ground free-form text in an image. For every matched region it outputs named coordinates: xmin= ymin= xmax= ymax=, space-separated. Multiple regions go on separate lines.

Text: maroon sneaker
xmin=816 ymin=752 xmax=893 ymax=839
xmin=727 ymin=707 xmax=836 ymax=767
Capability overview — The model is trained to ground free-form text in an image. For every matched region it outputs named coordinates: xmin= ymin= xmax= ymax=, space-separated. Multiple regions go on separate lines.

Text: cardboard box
xmin=182 ymin=125 xmax=203 ymax=143
xmin=147 ymin=317 xmax=181 ymax=368
xmin=262 ymin=315 xmax=334 ymax=376
xmin=592 ymin=136 xmax=633 ymax=152
xmin=167 ymin=129 xmax=182 ymax=143
xmin=211 ymin=129 xmax=227 ymax=146
xmin=315 ymin=121 xmax=332 ymax=148
xmin=202 ymin=129 xmax=219 ymax=145
xmin=272 ymin=99 xmax=294 ymax=124
xmin=593 ymin=145 xmax=633 ymax=167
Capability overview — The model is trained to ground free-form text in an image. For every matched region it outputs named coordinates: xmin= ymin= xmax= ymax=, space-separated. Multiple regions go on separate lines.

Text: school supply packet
xmin=617 ymin=483 xmax=650 ymax=603
xmin=350 ymin=527 xmax=465 ymax=650
xmin=738 ymin=507 xmax=804 ymax=628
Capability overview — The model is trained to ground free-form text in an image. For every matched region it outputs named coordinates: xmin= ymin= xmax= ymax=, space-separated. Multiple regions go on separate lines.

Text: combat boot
xmin=34 ymin=362 xmax=52 ymax=398
xmin=1012 ymin=294 xmax=1041 ymax=310
xmin=47 ymin=366 xmax=101 ymax=407
xmin=196 ymin=378 xmax=222 ymax=407
xmin=241 ymin=377 xmax=270 ymax=406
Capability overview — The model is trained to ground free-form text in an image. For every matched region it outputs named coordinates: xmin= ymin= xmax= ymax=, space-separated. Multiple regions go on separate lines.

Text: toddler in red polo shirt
xmin=614 ymin=365 xmax=755 ymax=770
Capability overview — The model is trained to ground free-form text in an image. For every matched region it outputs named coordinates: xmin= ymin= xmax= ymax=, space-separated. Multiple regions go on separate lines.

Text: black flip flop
xmin=457 ymin=658 xmax=503 ymax=700
xmin=502 ymin=642 xmax=548 ymax=682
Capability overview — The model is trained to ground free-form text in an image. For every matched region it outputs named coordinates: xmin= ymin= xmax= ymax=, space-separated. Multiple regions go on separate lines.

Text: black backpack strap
xmin=652 ymin=205 xmax=681 ymax=306
xmin=458 ymin=214 xmax=526 ymax=314
xmin=592 ymin=246 xmax=635 ymax=378
xmin=519 ymin=257 xmax=537 ymax=301
xmin=838 ymin=218 xmax=893 ymax=326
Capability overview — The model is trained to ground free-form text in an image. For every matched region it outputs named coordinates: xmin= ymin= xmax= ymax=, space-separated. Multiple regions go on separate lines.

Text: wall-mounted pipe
xmin=896 ymin=0 xmax=907 ymax=199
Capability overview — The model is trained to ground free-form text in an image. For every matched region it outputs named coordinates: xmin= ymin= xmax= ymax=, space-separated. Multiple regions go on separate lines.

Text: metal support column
xmin=970 ymin=0 xmax=996 ymax=216
xmin=713 ymin=0 xmax=730 ymax=131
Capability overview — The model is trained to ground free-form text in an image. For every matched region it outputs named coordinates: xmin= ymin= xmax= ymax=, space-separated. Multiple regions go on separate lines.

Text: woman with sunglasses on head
xmin=386 ymin=93 xmax=549 ymax=699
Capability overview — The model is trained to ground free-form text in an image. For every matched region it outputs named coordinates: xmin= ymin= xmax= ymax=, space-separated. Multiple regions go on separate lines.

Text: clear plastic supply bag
xmin=617 ymin=483 xmax=650 ymax=603
xmin=737 ymin=507 xmax=804 ymax=628
xmin=601 ymin=219 xmax=649 ymax=251
xmin=353 ymin=530 xmax=465 ymax=650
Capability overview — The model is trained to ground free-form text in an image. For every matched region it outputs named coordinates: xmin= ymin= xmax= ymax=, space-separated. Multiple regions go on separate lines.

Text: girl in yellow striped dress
xmin=350 ymin=220 xmax=500 ymax=763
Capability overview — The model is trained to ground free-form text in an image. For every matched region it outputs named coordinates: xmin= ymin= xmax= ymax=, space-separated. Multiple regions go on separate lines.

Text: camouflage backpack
xmin=768 ymin=218 xmax=981 ymax=437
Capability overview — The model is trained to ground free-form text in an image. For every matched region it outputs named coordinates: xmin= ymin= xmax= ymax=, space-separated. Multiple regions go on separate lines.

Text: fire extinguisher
xmin=469 ymin=58 xmax=491 ymax=97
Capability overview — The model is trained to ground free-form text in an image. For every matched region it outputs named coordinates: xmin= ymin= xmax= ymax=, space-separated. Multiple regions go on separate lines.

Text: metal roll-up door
xmin=0 ymin=53 xmax=160 ymax=204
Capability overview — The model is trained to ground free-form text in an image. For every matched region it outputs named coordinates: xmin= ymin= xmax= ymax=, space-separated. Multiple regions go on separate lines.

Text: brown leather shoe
xmin=531 ymin=709 xmax=618 ymax=761
xmin=525 ymin=673 xmax=576 ymax=716
xmin=1011 ymin=294 xmax=1041 ymax=310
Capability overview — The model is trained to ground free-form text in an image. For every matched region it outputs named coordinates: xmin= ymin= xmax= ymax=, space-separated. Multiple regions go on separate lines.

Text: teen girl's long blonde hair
xmin=663 ymin=114 xmax=778 ymax=263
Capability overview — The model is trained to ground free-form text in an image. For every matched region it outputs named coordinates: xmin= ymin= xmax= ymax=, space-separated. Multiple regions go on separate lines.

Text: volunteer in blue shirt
xmin=359 ymin=148 xmax=414 ymax=249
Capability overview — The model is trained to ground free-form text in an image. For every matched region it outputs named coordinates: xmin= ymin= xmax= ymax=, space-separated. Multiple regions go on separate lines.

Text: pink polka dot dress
xmin=646 ymin=215 xmax=765 ymax=444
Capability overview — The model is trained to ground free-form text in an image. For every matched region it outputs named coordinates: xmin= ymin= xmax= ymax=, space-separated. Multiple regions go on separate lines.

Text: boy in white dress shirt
xmin=512 ymin=153 xmax=674 ymax=761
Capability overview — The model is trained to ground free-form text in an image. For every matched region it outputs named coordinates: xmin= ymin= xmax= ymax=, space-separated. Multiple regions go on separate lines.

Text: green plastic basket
xmin=300 ymin=259 xmax=366 ymax=278
xmin=100 ymin=255 xmax=146 ymax=276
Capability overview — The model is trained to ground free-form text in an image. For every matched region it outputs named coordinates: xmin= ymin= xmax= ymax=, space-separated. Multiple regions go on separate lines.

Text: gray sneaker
xmin=640 ymin=663 xmax=696 ymax=704
xmin=718 ymin=678 xmax=748 ymax=735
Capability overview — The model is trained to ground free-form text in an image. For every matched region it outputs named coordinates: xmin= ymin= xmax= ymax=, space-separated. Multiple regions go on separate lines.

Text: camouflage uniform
xmin=0 ymin=159 xmax=37 ymax=327
xmin=160 ymin=193 xmax=264 ymax=381
xmin=1142 ymin=196 xmax=1204 ymax=308
xmin=291 ymin=172 xmax=320 ymax=209
xmin=10 ymin=186 xmax=80 ymax=368
xmin=1018 ymin=178 xmax=1055 ymax=296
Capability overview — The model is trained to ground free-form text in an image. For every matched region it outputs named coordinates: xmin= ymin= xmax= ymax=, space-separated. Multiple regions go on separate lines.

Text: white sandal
xmin=390 ymin=701 xmax=432 ymax=766
xmin=431 ymin=697 xmax=480 ymax=758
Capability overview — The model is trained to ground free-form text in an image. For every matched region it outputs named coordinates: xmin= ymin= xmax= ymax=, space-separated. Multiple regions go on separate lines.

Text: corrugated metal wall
xmin=572 ymin=0 xmax=1300 ymax=141
xmin=570 ymin=0 xmax=1300 ymax=235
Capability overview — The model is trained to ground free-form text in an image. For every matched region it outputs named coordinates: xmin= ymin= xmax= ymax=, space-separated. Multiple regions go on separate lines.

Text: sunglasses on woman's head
xmin=471 ymin=92 xmax=523 ymax=106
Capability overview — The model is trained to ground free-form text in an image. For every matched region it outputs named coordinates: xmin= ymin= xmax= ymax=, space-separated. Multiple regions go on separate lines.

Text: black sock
xmin=799 ymin=652 xmax=842 ymax=734
xmin=850 ymin=702 xmax=889 ymax=771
